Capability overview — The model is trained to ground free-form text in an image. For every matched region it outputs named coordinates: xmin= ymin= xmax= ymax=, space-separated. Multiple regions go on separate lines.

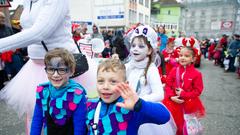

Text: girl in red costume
xmin=163 ymin=46 xmax=205 ymax=135
xmin=162 ymin=37 xmax=179 ymax=76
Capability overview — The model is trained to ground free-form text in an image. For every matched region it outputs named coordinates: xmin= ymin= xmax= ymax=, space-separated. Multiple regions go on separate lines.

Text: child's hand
xmin=175 ymin=88 xmax=183 ymax=96
xmin=170 ymin=96 xmax=184 ymax=104
xmin=114 ymin=82 xmax=139 ymax=110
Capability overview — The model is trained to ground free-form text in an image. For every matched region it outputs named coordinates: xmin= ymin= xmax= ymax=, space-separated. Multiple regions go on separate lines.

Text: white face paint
xmin=130 ymin=37 xmax=151 ymax=62
xmin=46 ymin=57 xmax=72 ymax=89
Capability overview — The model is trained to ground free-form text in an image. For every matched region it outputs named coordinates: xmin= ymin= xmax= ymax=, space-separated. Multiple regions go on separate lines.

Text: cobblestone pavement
xmin=0 ymin=58 xmax=240 ymax=135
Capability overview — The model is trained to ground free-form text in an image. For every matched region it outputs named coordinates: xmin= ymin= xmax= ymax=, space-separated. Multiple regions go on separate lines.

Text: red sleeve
xmin=173 ymin=49 xmax=179 ymax=58
xmin=162 ymin=50 xmax=168 ymax=59
xmin=180 ymin=72 xmax=203 ymax=99
xmin=165 ymin=68 xmax=177 ymax=99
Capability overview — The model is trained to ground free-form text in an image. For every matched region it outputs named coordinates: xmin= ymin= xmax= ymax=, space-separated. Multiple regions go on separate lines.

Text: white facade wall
xmin=69 ymin=0 xmax=151 ymax=30
xmin=137 ymin=0 xmax=151 ymax=25
xmin=69 ymin=0 xmax=93 ymax=23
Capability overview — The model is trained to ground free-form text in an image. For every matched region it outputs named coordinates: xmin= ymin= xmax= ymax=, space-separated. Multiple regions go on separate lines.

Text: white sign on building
xmin=95 ymin=5 xmax=124 ymax=20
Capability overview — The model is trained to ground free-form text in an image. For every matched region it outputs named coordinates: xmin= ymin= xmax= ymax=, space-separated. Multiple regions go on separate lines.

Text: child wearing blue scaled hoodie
xmin=30 ymin=48 xmax=87 ymax=135
xmin=86 ymin=59 xmax=170 ymax=135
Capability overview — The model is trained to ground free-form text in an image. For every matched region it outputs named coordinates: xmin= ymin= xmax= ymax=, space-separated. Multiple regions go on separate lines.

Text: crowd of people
xmin=0 ymin=12 xmax=28 ymax=89
xmin=0 ymin=0 xmax=238 ymax=134
xmin=200 ymin=34 xmax=240 ymax=78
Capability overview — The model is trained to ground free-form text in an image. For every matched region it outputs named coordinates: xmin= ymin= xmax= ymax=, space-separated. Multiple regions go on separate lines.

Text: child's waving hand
xmin=114 ymin=82 xmax=139 ymax=110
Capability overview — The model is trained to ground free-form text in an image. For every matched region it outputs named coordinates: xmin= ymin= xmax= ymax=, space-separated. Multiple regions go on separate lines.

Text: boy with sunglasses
xmin=30 ymin=48 xmax=87 ymax=135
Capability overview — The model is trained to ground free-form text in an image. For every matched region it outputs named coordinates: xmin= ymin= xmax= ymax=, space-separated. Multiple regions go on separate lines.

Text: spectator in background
xmin=220 ymin=34 xmax=229 ymax=50
xmin=228 ymin=34 xmax=240 ymax=72
xmin=157 ymin=26 xmax=168 ymax=52
xmin=103 ymin=30 xmax=114 ymax=47
xmin=112 ymin=30 xmax=128 ymax=61
xmin=0 ymin=12 xmax=23 ymax=85
xmin=200 ymin=39 xmax=209 ymax=59
xmin=0 ymin=12 xmax=14 ymax=38
xmin=101 ymin=40 xmax=112 ymax=58
xmin=80 ymin=23 xmax=88 ymax=39
xmin=208 ymin=39 xmax=216 ymax=60
xmin=72 ymin=24 xmax=82 ymax=43
xmin=91 ymin=24 xmax=103 ymax=40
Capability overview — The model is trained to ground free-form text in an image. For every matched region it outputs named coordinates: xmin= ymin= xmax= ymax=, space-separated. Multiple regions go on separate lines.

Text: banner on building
xmin=95 ymin=5 xmax=124 ymax=20
xmin=0 ymin=0 xmax=11 ymax=7
xmin=221 ymin=21 xmax=233 ymax=30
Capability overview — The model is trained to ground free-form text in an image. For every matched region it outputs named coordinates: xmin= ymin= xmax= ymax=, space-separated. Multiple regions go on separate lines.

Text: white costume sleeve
xmin=141 ymin=65 xmax=164 ymax=102
xmin=0 ymin=0 xmax=68 ymax=52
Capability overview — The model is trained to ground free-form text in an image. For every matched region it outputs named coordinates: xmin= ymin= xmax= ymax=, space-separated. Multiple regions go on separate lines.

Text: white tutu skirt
xmin=0 ymin=57 xmax=98 ymax=117
xmin=138 ymin=103 xmax=177 ymax=135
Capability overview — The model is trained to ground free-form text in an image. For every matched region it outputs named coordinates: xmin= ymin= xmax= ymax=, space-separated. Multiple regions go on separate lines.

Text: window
xmin=145 ymin=15 xmax=149 ymax=24
xmin=151 ymin=7 xmax=160 ymax=14
xmin=139 ymin=13 xmax=144 ymax=23
xmin=129 ymin=10 xmax=134 ymax=23
xmin=201 ymin=10 xmax=205 ymax=16
xmin=200 ymin=22 xmax=205 ymax=29
xmin=139 ymin=0 xmax=143 ymax=5
xmin=168 ymin=10 xmax=171 ymax=15
xmin=191 ymin=11 xmax=195 ymax=17
xmin=145 ymin=0 xmax=149 ymax=8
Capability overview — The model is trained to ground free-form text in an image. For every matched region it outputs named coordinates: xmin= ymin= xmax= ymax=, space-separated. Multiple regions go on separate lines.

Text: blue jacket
xmin=86 ymin=98 xmax=170 ymax=135
xmin=228 ymin=39 xmax=240 ymax=57
xmin=158 ymin=33 xmax=168 ymax=52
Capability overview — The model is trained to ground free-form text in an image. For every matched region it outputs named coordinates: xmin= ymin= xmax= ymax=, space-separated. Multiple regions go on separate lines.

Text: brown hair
xmin=97 ymin=59 xmax=126 ymax=81
xmin=44 ymin=48 xmax=76 ymax=73
xmin=158 ymin=26 xmax=166 ymax=34
xmin=181 ymin=46 xmax=196 ymax=57
xmin=131 ymin=35 xmax=153 ymax=85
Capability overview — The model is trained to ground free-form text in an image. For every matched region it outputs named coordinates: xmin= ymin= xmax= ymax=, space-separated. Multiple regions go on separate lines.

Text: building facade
xmin=180 ymin=0 xmax=240 ymax=39
xmin=70 ymin=0 xmax=151 ymax=31
xmin=151 ymin=0 xmax=183 ymax=37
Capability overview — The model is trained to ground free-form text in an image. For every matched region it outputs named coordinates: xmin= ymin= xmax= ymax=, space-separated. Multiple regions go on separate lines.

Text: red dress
xmin=163 ymin=64 xmax=205 ymax=135
xmin=162 ymin=48 xmax=179 ymax=75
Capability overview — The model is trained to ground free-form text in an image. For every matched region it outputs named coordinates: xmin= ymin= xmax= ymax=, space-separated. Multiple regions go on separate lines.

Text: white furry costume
xmin=126 ymin=25 xmax=176 ymax=135
xmin=0 ymin=0 xmax=97 ymax=117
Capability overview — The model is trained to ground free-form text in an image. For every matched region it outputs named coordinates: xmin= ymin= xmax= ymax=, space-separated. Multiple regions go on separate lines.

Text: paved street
xmin=0 ymin=58 xmax=240 ymax=135
xmin=201 ymin=59 xmax=240 ymax=135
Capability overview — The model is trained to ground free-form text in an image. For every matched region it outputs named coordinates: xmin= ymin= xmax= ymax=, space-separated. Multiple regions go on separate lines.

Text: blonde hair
xmin=44 ymin=48 xmax=76 ymax=73
xmin=97 ymin=59 xmax=126 ymax=81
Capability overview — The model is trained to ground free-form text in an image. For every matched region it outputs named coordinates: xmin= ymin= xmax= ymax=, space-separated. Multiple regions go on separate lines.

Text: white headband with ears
xmin=130 ymin=25 xmax=158 ymax=49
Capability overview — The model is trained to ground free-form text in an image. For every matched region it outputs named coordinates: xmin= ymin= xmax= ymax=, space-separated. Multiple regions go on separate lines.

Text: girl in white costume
xmin=0 ymin=0 xmax=97 ymax=134
xmin=126 ymin=25 xmax=176 ymax=135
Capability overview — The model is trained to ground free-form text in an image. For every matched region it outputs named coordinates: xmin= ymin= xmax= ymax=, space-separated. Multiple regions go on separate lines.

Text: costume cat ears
xmin=182 ymin=37 xmax=196 ymax=47
xmin=130 ymin=25 xmax=158 ymax=49
xmin=174 ymin=37 xmax=200 ymax=55
xmin=175 ymin=37 xmax=199 ymax=48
